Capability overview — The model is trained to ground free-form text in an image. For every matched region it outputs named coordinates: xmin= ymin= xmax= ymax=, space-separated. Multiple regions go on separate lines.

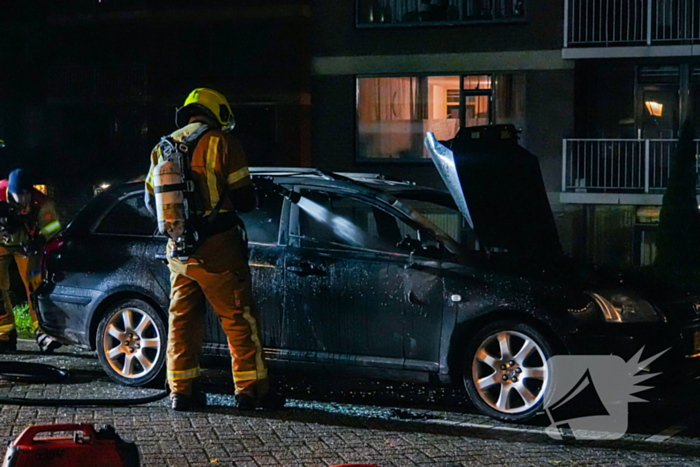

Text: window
xmin=295 ymin=190 xmax=429 ymax=253
xmin=357 ymin=74 xmax=524 ymax=160
xmin=96 ymin=194 xmax=156 ymax=236
xmin=637 ymin=66 xmax=680 ymax=139
xmin=239 ymin=189 xmax=284 ymax=244
xmin=357 ymin=0 xmax=525 ymax=26
xmin=399 ymin=198 xmax=478 ymax=250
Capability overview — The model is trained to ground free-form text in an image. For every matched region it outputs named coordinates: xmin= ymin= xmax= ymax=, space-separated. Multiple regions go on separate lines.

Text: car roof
xmin=74 ymin=168 xmax=459 ymax=253
xmin=116 ymin=168 xmax=447 ymax=199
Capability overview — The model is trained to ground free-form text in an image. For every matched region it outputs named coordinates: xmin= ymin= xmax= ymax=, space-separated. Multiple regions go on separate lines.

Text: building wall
xmin=310 ymin=0 xmax=573 ymax=193
xmin=525 ymin=69 xmax=575 ymax=193
xmin=313 ymin=0 xmax=563 ymax=56
xmin=311 ymin=69 xmax=575 ymax=191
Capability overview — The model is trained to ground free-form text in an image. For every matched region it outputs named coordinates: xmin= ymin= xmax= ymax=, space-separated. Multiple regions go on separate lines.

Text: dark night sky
xmin=0 ymin=2 xmax=300 ymax=214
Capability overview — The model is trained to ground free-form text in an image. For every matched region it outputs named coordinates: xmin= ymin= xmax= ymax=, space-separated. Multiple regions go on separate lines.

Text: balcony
xmin=356 ymin=0 xmax=525 ymax=27
xmin=560 ymin=138 xmax=700 ymax=204
xmin=563 ymin=0 xmax=700 ymax=59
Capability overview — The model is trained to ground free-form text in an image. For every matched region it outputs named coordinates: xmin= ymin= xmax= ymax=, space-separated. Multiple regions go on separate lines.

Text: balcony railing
xmin=356 ymin=0 xmax=525 ymax=27
xmin=564 ymin=0 xmax=700 ymax=47
xmin=562 ymin=139 xmax=700 ymax=192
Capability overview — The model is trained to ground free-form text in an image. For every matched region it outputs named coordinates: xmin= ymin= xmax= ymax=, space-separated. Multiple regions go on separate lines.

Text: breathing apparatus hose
xmin=0 ymin=361 xmax=169 ymax=407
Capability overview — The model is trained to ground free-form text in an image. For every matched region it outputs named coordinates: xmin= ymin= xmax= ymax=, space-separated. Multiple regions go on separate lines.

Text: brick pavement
xmin=0 ymin=340 xmax=698 ymax=466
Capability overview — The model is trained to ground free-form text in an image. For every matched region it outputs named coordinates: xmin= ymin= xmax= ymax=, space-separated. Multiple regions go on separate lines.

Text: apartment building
xmin=562 ymin=0 xmax=700 ymax=266
xmin=310 ymin=0 xmax=700 ymax=267
xmin=2 ymin=1 xmax=692 ymax=266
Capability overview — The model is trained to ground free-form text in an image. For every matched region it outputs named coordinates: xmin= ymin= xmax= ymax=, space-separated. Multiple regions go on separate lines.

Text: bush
xmin=655 ymin=120 xmax=700 ymax=279
xmin=13 ymin=303 xmax=33 ymax=339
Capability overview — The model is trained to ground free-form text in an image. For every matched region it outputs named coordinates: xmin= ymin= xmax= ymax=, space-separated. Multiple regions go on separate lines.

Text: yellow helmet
xmin=176 ymin=88 xmax=235 ymax=130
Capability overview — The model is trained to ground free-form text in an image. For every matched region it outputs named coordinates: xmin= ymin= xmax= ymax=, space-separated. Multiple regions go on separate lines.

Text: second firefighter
xmin=0 ymin=169 xmax=62 ymax=353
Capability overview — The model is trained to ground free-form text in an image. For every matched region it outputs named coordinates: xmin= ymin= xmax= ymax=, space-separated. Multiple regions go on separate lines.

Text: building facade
xmin=2 ymin=1 xmax=695 ymax=266
xmin=310 ymin=0 xmax=576 ymax=257
xmin=562 ymin=0 xmax=700 ymax=267
xmin=310 ymin=0 xmax=700 ymax=267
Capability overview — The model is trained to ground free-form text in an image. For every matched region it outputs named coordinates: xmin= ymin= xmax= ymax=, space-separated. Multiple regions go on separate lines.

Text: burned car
xmin=34 ymin=125 xmax=700 ymax=422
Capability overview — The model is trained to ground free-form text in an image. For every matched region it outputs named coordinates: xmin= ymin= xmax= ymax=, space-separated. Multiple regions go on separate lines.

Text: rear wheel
xmin=463 ymin=320 xmax=554 ymax=422
xmin=96 ymin=299 xmax=167 ymax=387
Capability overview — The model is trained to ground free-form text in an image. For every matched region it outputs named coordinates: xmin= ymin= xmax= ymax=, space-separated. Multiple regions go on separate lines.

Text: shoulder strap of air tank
xmin=183 ymin=124 xmax=211 ymax=148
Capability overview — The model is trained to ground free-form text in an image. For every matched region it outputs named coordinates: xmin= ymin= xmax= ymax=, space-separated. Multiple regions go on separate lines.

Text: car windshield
xmin=394 ymin=194 xmax=478 ymax=253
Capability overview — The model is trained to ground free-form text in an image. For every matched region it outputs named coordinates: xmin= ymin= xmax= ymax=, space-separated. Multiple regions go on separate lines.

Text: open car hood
xmin=425 ymin=124 xmax=562 ymax=261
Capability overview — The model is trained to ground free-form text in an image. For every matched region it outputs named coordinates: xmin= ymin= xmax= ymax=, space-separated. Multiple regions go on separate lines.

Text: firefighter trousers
xmin=166 ymin=228 xmax=268 ymax=397
xmin=0 ymin=248 xmax=40 ymax=341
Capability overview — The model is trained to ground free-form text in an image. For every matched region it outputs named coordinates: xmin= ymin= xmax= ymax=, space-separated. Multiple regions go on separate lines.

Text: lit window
xmin=356 ymin=74 xmax=524 ymax=161
xmin=645 ymin=101 xmax=663 ymax=117
xmin=357 ymin=76 xmax=460 ymax=160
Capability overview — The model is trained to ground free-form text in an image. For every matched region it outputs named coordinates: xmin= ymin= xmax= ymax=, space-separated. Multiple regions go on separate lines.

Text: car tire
xmin=463 ymin=320 xmax=556 ymax=422
xmin=96 ymin=298 xmax=167 ymax=387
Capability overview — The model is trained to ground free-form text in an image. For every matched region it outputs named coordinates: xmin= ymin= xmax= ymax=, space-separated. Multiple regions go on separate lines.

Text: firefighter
xmin=145 ymin=88 xmax=284 ymax=411
xmin=0 ymin=169 xmax=62 ymax=353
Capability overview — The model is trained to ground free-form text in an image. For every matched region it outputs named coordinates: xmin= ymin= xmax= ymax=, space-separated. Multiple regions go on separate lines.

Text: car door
xmin=283 ymin=186 xmax=443 ymax=372
xmin=146 ymin=184 xmax=287 ymax=355
xmin=210 ymin=186 xmax=287 ymax=351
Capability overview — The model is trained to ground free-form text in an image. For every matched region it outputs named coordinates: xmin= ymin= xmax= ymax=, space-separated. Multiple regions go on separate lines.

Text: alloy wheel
xmin=471 ymin=330 xmax=549 ymax=414
xmin=102 ymin=307 xmax=162 ymax=379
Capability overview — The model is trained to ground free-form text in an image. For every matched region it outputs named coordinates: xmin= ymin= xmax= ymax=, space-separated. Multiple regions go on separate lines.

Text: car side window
xmin=238 ymin=188 xmax=283 ymax=244
xmin=95 ymin=194 xmax=156 ymax=236
xmin=296 ymin=189 xmax=425 ymax=253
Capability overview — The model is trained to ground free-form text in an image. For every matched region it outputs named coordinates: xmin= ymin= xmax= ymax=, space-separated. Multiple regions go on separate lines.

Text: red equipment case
xmin=2 ymin=423 xmax=140 ymax=467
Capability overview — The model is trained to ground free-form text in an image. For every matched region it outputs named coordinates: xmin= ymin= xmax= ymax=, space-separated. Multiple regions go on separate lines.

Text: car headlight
xmin=588 ymin=292 xmax=660 ymax=323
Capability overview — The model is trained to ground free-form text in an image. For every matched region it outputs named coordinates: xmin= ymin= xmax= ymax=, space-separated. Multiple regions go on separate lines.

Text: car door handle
xmin=287 ymin=262 xmax=325 ymax=276
xmin=407 ymin=290 xmax=427 ymax=306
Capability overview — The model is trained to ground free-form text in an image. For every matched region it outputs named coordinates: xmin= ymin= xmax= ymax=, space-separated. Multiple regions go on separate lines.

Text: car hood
xmin=425 ymin=125 xmax=562 ymax=262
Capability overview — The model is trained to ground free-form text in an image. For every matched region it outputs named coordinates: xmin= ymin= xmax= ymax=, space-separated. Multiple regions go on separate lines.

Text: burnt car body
xmin=34 ymin=127 xmax=700 ymax=421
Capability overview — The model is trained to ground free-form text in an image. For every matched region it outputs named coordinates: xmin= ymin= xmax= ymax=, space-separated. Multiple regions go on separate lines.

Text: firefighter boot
xmin=169 ymin=384 xmax=207 ymax=412
xmin=233 ymin=393 xmax=257 ymax=411
xmin=0 ymin=329 xmax=17 ymax=353
xmin=170 ymin=393 xmax=191 ymax=412
xmin=36 ymin=331 xmax=61 ymax=355
xmin=170 ymin=392 xmax=207 ymax=412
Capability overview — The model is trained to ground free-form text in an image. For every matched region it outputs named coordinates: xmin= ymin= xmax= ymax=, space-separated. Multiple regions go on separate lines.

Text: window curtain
xmin=358 ymin=77 xmax=428 ymax=158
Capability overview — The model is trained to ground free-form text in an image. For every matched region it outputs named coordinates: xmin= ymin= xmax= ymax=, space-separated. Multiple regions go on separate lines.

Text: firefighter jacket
xmin=145 ymin=122 xmax=252 ymax=217
xmin=0 ymin=180 xmax=61 ymax=248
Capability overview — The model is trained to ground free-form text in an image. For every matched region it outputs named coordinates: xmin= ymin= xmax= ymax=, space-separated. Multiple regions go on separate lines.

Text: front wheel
xmin=464 ymin=320 xmax=555 ymax=422
xmin=96 ymin=299 xmax=167 ymax=387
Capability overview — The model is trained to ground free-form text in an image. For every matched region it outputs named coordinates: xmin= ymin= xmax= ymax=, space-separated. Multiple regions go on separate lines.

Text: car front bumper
xmin=564 ymin=320 xmax=700 ymax=386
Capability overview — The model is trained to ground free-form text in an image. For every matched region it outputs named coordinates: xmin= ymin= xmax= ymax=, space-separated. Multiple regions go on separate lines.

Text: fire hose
xmin=0 ymin=361 xmax=169 ymax=406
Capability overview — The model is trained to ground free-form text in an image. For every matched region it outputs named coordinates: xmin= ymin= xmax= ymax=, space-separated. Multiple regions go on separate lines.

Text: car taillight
xmin=42 ymin=236 xmax=64 ymax=283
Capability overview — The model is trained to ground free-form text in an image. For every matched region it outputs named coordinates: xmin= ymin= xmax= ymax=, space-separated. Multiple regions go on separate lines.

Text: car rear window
xmin=95 ymin=193 xmax=156 ymax=236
